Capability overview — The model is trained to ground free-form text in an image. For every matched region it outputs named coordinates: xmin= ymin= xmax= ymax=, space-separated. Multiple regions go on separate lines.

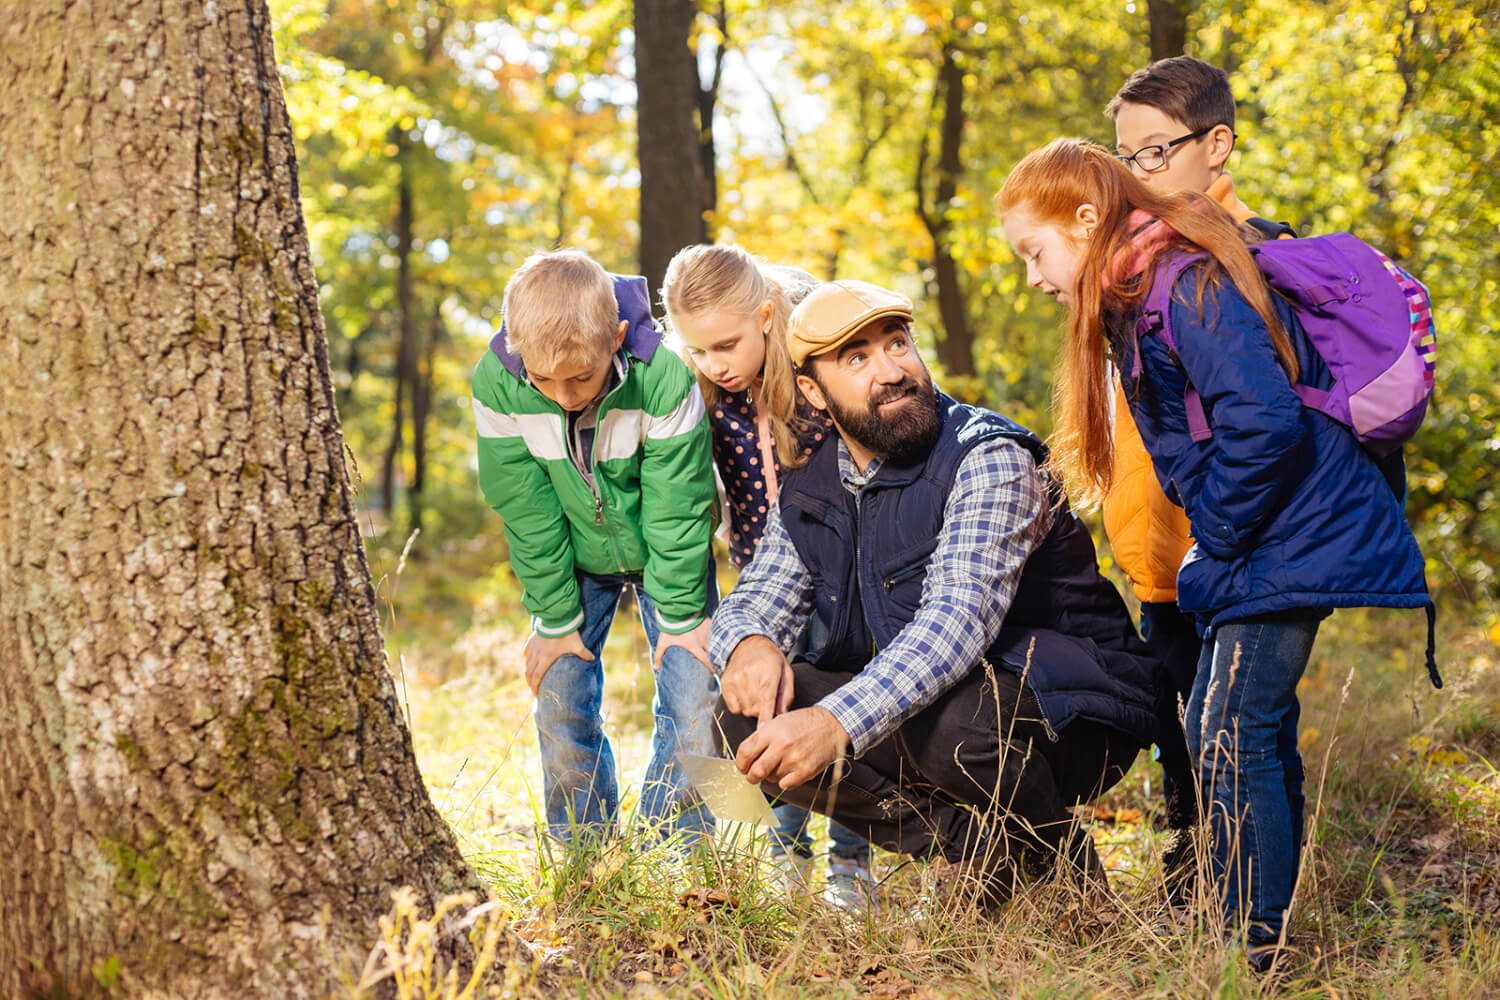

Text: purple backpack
xmin=1137 ymin=233 xmax=1437 ymax=456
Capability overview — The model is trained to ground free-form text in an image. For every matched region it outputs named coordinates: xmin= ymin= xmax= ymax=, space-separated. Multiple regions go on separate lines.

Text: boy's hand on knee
xmin=523 ymin=629 xmax=592 ymax=695
xmin=653 ymin=618 xmax=712 ymax=673
xmin=721 ymin=635 xmax=794 ymax=726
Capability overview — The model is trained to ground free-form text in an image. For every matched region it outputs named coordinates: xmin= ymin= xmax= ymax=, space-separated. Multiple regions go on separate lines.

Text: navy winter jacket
xmin=1113 ymin=260 xmax=1430 ymax=629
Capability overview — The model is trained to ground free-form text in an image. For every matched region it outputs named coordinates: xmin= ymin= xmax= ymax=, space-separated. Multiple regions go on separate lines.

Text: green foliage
xmin=274 ymin=0 xmax=1500 ymax=606
xmin=90 ymin=955 xmax=121 ymax=992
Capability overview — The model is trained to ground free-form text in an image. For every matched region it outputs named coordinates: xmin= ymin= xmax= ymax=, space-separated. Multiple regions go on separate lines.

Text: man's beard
xmin=822 ymin=372 xmax=941 ymax=464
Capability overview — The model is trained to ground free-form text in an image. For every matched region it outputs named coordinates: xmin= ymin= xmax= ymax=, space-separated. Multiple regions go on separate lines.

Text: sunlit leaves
xmin=269 ymin=0 xmax=1499 ymax=588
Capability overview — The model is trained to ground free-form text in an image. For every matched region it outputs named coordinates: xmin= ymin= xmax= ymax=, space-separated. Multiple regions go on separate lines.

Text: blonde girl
xmin=661 ymin=244 xmax=826 ymax=568
xmin=662 ymin=244 xmax=873 ymax=907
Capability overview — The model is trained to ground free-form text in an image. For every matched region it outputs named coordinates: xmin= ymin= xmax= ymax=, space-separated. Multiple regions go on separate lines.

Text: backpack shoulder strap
xmin=1244 ymin=215 xmax=1297 ymax=240
xmin=1135 ymin=251 xmax=1213 ymax=442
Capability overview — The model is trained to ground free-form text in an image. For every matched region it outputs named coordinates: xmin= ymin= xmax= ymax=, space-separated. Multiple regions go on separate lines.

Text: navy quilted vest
xmin=779 ymin=394 xmax=1159 ymax=743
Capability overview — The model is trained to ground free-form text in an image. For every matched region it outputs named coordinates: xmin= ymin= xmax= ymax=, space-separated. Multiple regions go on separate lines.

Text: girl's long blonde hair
xmin=994 ymin=138 xmax=1298 ymax=507
xmin=661 ymin=244 xmax=818 ymax=468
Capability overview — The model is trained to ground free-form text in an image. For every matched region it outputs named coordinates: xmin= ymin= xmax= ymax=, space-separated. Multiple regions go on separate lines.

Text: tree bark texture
xmin=635 ymin=0 xmax=707 ymax=309
xmin=1147 ymin=0 xmax=1191 ymax=60
xmin=0 ymin=3 xmax=484 ymax=996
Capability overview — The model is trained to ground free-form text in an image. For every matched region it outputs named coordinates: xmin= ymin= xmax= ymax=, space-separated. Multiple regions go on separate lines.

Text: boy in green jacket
xmin=472 ymin=248 xmax=720 ymax=844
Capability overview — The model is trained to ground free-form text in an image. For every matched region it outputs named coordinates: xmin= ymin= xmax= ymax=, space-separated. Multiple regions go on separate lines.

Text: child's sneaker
xmin=770 ymin=852 xmax=814 ymax=898
xmin=823 ymin=854 xmax=878 ymax=911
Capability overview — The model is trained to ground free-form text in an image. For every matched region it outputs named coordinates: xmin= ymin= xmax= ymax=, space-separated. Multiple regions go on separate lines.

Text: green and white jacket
xmin=471 ymin=274 xmax=716 ymax=637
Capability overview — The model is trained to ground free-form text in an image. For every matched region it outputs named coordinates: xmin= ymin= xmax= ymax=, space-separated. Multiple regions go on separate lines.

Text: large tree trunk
xmin=635 ymin=0 xmax=707 ymax=307
xmin=0 ymin=3 xmax=485 ymax=996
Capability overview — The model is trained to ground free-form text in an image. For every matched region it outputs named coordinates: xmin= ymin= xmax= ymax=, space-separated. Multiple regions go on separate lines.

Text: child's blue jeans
xmin=532 ymin=565 xmax=719 ymax=844
xmin=771 ymin=804 xmax=869 ymax=863
xmin=1187 ymin=610 xmax=1324 ymax=947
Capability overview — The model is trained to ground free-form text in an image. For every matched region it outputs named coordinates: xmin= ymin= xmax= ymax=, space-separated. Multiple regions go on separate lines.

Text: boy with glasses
xmin=1109 ymin=56 xmax=1292 ymax=236
xmin=1102 ymin=56 xmax=1294 ymax=898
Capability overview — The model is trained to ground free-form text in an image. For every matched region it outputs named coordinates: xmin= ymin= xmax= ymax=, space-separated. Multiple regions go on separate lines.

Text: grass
xmin=352 ymin=533 xmax=1500 ymax=997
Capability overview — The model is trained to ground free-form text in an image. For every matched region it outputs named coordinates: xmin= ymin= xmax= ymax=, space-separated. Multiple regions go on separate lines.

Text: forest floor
xmin=361 ymin=536 xmax=1500 ymax=999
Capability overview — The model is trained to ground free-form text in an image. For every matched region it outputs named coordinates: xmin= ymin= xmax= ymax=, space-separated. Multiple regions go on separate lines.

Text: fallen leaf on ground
xmin=1084 ymin=806 xmax=1144 ymax=825
xmin=1413 ymin=830 xmax=1454 ymax=853
xmin=677 ymin=887 xmax=737 ymax=924
xmin=645 ymin=928 xmax=682 ymax=955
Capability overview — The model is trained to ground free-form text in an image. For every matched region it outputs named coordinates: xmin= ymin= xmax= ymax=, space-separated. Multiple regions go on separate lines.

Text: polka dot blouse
xmin=709 ymin=390 xmax=829 ymax=569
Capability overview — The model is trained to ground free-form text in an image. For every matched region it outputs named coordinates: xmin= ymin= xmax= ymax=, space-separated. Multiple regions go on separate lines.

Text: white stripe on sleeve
xmin=472 ymin=397 xmax=566 ymax=462
xmin=643 ymin=385 xmax=706 ymax=441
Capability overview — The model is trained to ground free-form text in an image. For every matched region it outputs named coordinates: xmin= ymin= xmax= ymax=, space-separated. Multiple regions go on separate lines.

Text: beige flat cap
xmin=787 ymin=280 xmax=914 ymax=367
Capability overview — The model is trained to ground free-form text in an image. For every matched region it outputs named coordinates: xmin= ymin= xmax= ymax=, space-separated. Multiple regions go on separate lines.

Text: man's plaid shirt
xmin=707 ymin=435 xmax=1052 ymax=756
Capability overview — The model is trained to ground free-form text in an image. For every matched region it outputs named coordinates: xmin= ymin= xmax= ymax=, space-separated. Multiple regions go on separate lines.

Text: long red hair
xmin=994 ymin=138 xmax=1298 ymax=507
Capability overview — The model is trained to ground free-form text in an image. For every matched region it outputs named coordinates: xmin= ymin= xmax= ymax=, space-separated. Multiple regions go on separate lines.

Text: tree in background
xmin=915 ymin=30 xmax=978 ymax=377
xmin=635 ymin=0 xmax=709 ymax=303
xmin=0 ymin=2 xmax=488 ymax=993
xmin=268 ymin=0 xmax=1498 ymax=606
xmin=1147 ymin=0 xmax=1193 ymax=59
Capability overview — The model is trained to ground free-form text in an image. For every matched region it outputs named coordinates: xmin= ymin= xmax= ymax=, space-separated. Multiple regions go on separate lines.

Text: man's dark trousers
xmin=718 ymin=658 xmax=1139 ymax=898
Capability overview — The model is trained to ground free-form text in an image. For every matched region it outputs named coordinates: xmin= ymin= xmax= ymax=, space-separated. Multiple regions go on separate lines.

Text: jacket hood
xmin=489 ymin=273 xmax=663 ymax=380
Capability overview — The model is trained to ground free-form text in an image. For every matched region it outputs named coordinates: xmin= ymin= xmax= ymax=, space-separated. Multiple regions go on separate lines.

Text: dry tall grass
xmin=358 ymin=538 xmax=1500 ymax=998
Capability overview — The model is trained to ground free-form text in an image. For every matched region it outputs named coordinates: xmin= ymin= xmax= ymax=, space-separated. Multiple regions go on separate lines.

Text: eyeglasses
xmin=1115 ymin=125 xmax=1220 ymax=173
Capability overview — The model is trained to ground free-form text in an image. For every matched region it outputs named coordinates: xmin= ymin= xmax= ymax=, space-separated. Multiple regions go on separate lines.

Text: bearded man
xmin=708 ymin=280 xmax=1163 ymax=903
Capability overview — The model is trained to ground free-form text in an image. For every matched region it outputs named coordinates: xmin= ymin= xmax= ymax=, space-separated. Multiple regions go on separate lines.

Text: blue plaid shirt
xmin=707 ymin=435 xmax=1052 ymax=756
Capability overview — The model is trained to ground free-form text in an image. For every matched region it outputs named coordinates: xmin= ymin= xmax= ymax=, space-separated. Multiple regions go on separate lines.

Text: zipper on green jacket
xmin=543 ymin=353 xmax=633 ymax=575
xmin=590 ymin=360 xmax=632 ymax=574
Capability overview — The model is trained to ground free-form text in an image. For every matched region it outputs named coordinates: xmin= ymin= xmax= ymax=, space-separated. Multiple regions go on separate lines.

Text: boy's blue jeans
xmin=1187 ymin=611 xmax=1323 ymax=947
xmin=533 ymin=566 xmax=719 ymax=844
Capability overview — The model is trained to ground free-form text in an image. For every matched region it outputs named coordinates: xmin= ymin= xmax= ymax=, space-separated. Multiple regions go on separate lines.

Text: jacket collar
xmin=1206 ymin=172 xmax=1258 ymax=225
xmin=1105 ymin=210 xmax=1179 ymax=291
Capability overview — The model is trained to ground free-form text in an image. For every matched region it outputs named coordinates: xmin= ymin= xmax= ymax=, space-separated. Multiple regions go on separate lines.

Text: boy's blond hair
xmin=503 ymin=249 xmax=619 ymax=371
